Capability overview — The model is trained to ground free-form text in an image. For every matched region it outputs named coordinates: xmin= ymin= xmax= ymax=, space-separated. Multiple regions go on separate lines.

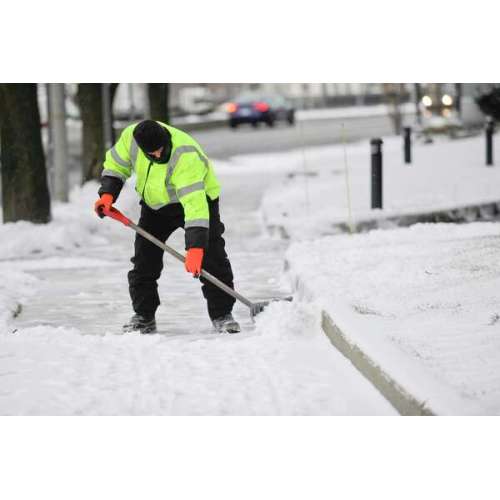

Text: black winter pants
xmin=128 ymin=198 xmax=236 ymax=321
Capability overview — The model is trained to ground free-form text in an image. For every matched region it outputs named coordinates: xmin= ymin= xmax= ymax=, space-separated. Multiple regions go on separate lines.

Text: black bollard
xmin=371 ymin=138 xmax=383 ymax=209
xmin=486 ymin=118 xmax=494 ymax=166
xmin=404 ymin=127 xmax=412 ymax=164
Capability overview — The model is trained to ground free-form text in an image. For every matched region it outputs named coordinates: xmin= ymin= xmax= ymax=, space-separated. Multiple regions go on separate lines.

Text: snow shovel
xmin=101 ymin=206 xmax=292 ymax=318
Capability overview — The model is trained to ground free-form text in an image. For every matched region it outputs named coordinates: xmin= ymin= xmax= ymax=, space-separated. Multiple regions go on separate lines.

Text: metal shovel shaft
xmin=102 ymin=206 xmax=289 ymax=316
xmin=128 ymin=221 xmax=255 ymax=309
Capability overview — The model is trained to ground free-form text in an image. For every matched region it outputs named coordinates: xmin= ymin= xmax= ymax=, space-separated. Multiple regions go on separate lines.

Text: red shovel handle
xmin=102 ymin=206 xmax=132 ymax=226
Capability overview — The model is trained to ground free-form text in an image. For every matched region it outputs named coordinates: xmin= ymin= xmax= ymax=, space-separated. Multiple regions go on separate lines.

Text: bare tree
xmin=148 ymin=84 xmax=170 ymax=122
xmin=77 ymin=83 xmax=119 ymax=183
xmin=0 ymin=84 xmax=51 ymax=223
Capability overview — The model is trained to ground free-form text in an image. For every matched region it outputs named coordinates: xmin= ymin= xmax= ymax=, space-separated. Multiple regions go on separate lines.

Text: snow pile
xmin=260 ymin=134 xmax=500 ymax=240
xmin=0 ymin=301 xmax=395 ymax=415
xmin=286 ymin=222 xmax=500 ymax=414
xmin=0 ymin=180 xmax=140 ymax=261
xmin=253 ymin=300 xmax=319 ymax=340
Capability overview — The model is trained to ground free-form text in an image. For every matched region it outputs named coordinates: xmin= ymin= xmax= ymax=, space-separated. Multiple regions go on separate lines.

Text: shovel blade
xmin=250 ymin=296 xmax=293 ymax=318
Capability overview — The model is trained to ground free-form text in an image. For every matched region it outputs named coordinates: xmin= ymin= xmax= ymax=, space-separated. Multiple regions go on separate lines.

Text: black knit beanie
xmin=133 ymin=120 xmax=171 ymax=153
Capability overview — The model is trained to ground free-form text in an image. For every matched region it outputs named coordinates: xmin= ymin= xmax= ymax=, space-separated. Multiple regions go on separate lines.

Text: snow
xmin=0 ymin=301 xmax=395 ymax=415
xmin=285 ymin=222 xmax=500 ymax=414
xmin=4 ymin=125 xmax=500 ymax=415
xmin=0 ymin=182 xmax=137 ymax=261
xmin=0 ymin=159 xmax=395 ymax=415
xmin=260 ymin=132 xmax=500 ymax=240
xmin=254 ymin=133 xmax=500 ymax=414
xmin=0 ymin=271 xmax=36 ymax=330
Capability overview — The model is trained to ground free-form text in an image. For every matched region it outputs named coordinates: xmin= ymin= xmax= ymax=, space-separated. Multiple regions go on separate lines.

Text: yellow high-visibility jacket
xmin=101 ymin=122 xmax=221 ymax=248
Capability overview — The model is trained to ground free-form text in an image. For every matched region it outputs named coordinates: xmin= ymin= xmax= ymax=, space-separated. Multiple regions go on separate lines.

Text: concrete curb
xmin=334 ymin=200 xmax=500 ymax=234
xmin=270 ymin=201 xmax=496 ymax=415
xmin=285 ymin=262 xmax=485 ymax=416
xmin=321 ymin=311 xmax=434 ymax=416
xmin=267 ymin=200 xmax=500 ymax=240
xmin=286 ymin=267 xmax=436 ymax=415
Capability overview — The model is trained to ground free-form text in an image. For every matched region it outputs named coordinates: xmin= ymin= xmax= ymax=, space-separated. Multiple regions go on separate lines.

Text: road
xmin=60 ymin=112 xmax=403 ymax=189
xmin=190 ymin=114 xmax=400 ymax=159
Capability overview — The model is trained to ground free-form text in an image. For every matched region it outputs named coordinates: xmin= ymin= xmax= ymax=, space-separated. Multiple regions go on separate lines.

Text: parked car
xmin=226 ymin=93 xmax=295 ymax=128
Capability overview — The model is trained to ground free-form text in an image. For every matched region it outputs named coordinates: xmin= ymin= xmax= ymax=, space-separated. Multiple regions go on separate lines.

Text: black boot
xmin=212 ymin=313 xmax=240 ymax=334
xmin=123 ymin=314 xmax=157 ymax=334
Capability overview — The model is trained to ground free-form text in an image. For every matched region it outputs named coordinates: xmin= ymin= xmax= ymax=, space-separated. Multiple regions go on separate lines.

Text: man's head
xmin=133 ymin=120 xmax=172 ymax=164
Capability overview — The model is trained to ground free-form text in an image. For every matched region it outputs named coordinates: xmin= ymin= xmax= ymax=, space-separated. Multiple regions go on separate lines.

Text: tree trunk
xmin=0 ymin=84 xmax=51 ymax=223
xmin=148 ymin=84 xmax=170 ymax=122
xmin=77 ymin=83 xmax=119 ymax=183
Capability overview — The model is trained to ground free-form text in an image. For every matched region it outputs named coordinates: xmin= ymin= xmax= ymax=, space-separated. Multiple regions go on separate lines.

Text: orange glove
xmin=94 ymin=193 xmax=114 ymax=219
xmin=185 ymin=248 xmax=204 ymax=277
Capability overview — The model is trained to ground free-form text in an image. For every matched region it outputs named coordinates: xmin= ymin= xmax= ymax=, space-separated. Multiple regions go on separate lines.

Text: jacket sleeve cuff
xmin=98 ymin=176 xmax=124 ymax=202
xmin=185 ymin=227 xmax=209 ymax=250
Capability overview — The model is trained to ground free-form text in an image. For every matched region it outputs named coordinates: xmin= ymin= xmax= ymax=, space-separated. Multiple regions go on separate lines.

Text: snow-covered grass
xmin=286 ymin=222 xmax=500 ymax=414
xmin=260 ymin=132 xmax=500 ymax=240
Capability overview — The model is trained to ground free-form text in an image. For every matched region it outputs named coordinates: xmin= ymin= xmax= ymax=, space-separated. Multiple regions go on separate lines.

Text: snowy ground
xmin=255 ymin=134 xmax=500 ymax=414
xmin=286 ymin=223 xmax=500 ymax=414
xmin=4 ymin=130 xmax=497 ymax=415
xmin=261 ymin=131 xmax=500 ymax=240
xmin=0 ymin=161 xmax=395 ymax=415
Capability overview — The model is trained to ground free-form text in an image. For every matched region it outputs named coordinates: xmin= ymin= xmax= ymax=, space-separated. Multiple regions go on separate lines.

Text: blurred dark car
xmin=226 ymin=93 xmax=295 ymax=129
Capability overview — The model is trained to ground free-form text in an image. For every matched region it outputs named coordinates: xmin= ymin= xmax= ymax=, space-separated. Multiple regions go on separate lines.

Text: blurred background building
xmin=36 ymin=83 xmax=488 ymax=127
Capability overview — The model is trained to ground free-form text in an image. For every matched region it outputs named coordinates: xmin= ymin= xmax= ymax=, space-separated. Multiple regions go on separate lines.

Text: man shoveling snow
xmin=94 ymin=120 xmax=240 ymax=334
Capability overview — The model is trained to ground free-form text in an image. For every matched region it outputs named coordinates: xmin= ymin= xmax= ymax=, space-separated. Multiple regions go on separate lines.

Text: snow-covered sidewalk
xmin=286 ymin=222 xmax=500 ymax=414
xmin=261 ymin=132 xmax=500 ymax=240
xmin=0 ymin=161 xmax=395 ymax=415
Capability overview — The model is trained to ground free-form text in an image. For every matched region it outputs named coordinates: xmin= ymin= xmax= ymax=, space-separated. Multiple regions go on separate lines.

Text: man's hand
xmin=94 ymin=193 xmax=114 ymax=218
xmin=185 ymin=248 xmax=204 ymax=277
